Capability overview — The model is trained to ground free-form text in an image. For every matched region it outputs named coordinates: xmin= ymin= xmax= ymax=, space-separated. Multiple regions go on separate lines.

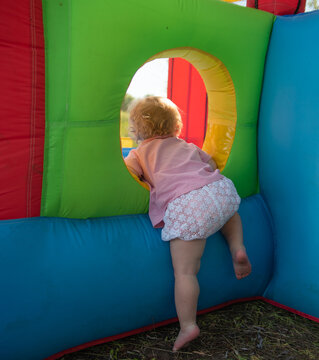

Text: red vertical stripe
xmin=0 ymin=0 xmax=45 ymax=219
xmin=167 ymin=58 xmax=174 ymax=99
xmin=167 ymin=58 xmax=207 ymax=147
xmin=187 ymin=64 xmax=207 ymax=147
xmin=167 ymin=58 xmax=190 ymax=141
xmin=185 ymin=63 xmax=192 ymax=142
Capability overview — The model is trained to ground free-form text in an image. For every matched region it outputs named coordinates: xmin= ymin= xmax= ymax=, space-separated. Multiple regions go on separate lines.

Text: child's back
xmin=125 ymin=135 xmax=223 ymax=228
xmin=125 ymin=96 xmax=251 ymax=351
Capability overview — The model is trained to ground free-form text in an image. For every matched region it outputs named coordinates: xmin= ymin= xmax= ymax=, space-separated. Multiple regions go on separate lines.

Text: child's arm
xmin=194 ymin=144 xmax=218 ymax=170
xmin=208 ymin=158 xmax=217 ymax=171
xmin=124 ymin=150 xmax=143 ymax=178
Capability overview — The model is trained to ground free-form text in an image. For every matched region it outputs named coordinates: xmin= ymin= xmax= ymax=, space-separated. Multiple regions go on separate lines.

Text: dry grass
xmin=60 ymin=300 xmax=319 ymax=360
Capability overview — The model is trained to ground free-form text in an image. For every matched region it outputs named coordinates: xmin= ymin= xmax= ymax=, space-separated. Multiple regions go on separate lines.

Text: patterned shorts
xmin=161 ymin=178 xmax=241 ymax=241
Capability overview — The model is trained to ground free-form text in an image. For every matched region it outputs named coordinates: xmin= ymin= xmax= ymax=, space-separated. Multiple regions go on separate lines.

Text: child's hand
xmin=208 ymin=158 xmax=217 ymax=171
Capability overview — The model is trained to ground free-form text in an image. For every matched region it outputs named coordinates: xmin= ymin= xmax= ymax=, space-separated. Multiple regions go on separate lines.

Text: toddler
xmin=125 ymin=96 xmax=251 ymax=351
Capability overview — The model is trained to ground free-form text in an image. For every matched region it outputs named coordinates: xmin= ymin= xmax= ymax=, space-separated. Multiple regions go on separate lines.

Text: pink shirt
xmin=125 ymin=136 xmax=223 ymax=228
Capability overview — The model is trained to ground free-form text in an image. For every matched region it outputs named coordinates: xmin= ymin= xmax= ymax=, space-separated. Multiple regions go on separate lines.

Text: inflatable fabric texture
xmin=149 ymin=48 xmax=236 ymax=173
xmin=258 ymin=11 xmax=319 ymax=319
xmin=0 ymin=195 xmax=274 ymax=360
xmin=41 ymin=0 xmax=274 ymax=219
xmin=0 ymin=0 xmax=45 ymax=220
xmin=246 ymin=0 xmax=306 ymax=15
xmin=167 ymin=58 xmax=208 ymax=148
xmin=1 ymin=1 xmax=319 ymax=359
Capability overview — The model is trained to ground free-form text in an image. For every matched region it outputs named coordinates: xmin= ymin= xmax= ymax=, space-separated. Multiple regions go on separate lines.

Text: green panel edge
xmin=41 ymin=0 xmax=274 ymax=219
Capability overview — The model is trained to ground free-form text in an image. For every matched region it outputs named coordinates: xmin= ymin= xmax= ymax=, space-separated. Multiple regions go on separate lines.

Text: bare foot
xmin=173 ymin=324 xmax=200 ymax=351
xmin=232 ymin=247 xmax=252 ymax=280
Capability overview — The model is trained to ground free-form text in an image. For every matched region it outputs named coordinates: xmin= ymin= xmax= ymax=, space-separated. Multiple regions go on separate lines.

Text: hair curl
xmin=128 ymin=96 xmax=183 ymax=141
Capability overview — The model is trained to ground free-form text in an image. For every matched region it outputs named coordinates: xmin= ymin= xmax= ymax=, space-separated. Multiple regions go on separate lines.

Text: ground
xmin=60 ymin=300 xmax=319 ymax=360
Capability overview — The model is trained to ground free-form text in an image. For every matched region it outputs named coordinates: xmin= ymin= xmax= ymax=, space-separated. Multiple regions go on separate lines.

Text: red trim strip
xmin=45 ymin=297 xmax=259 ymax=360
xmin=45 ymin=296 xmax=319 ymax=360
xmin=262 ymin=298 xmax=319 ymax=323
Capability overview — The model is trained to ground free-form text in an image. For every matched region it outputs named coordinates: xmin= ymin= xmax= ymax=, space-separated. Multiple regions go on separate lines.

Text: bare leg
xmin=221 ymin=212 xmax=252 ymax=279
xmin=170 ymin=238 xmax=206 ymax=351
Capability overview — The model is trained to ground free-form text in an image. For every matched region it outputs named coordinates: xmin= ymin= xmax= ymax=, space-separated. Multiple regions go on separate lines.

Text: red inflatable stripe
xmin=246 ymin=0 xmax=306 ymax=15
xmin=167 ymin=58 xmax=207 ymax=148
xmin=45 ymin=296 xmax=319 ymax=360
xmin=0 ymin=0 xmax=45 ymax=219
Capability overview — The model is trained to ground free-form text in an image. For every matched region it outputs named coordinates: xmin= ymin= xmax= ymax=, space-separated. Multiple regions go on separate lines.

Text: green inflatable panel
xmin=41 ymin=0 xmax=274 ymax=218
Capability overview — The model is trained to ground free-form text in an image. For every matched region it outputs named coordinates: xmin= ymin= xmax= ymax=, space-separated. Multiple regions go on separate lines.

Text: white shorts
xmin=161 ymin=178 xmax=241 ymax=241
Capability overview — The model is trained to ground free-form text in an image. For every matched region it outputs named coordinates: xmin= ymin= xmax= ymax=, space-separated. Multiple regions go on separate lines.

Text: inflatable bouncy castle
xmin=0 ymin=1 xmax=318 ymax=359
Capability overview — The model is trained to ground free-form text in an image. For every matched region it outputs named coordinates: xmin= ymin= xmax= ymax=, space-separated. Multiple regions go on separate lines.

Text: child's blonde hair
xmin=128 ymin=96 xmax=183 ymax=141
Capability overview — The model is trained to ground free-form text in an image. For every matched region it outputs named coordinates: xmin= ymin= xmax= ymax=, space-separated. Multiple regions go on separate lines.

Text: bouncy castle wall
xmin=0 ymin=0 xmax=45 ymax=220
xmin=259 ymin=11 xmax=319 ymax=320
xmin=167 ymin=58 xmax=207 ymax=148
xmin=0 ymin=195 xmax=273 ymax=360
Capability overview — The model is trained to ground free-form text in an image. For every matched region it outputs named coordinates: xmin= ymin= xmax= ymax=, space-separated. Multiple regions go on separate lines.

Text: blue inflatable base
xmin=0 ymin=195 xmax=273 ymax=360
